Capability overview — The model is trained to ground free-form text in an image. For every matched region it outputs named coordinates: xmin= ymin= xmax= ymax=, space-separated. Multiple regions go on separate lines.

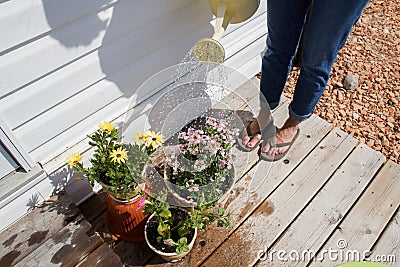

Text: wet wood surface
xmin=1 ymin=79 xmax=399 ymax=267
xmin=0 ymin=192 xmax=121 ymax=267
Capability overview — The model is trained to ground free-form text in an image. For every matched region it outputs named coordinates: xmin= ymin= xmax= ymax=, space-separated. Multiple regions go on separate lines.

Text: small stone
xmin=382 ymin=139 xmax=390 ymax=146
xmin=333 ymin=81 xmax=344 ymax=88
xmin=337 ymin=91 xmax=345 ymax=101
xmin=367 ymin=140 xmax=375 ymax=147
xmin=387 ymin=116 xmax=395 ymax=123
xmin=352 ymin=113 xmax=360 ymax=120
xmin=343 ymin=74 xmax=359 ymax=90
xmin=376 ymin=122 xmax=385 ymax=129
xmin=383 ymin=28 xmax=389 ymax=34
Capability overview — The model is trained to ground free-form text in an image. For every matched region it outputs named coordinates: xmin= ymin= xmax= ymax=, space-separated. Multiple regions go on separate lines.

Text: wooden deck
xmin=1 ymin=79 xmax=399 ymax=266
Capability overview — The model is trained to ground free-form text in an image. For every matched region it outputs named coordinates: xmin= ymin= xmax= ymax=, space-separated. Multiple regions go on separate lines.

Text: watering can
xmin=194 ymin=0 xmax=260 ymax=63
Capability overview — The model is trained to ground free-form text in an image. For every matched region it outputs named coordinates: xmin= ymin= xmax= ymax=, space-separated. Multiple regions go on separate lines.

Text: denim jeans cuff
xmin=289 ymin=104 xmax=311 ymax=122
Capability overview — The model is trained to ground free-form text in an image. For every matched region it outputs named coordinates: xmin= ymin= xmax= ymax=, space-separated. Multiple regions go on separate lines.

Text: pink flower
xmin=136 ymin=194 xmax=147 ymax=211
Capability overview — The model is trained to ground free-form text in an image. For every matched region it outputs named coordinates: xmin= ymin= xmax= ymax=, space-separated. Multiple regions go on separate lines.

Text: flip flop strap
xmin=246 ymin=124 xmax=261 ymax=137
xmin=269 ymin=130 xmax=299 ymax=148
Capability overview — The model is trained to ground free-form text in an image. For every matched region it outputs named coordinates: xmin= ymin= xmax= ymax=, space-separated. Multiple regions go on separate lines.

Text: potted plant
xmin=141 ymin=192 xmax=230 ymax=262
xmin=66 ymin=121 xmax=164 ymax=242
xmin=162 ymin=117 xmax=239 ymax=206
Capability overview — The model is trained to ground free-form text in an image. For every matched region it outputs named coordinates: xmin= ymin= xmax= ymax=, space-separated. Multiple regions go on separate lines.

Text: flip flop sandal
xmin=260 ymin=128 xmax=300 ymax=162
xmin=236 ymin=119 xmax=275 ymax=152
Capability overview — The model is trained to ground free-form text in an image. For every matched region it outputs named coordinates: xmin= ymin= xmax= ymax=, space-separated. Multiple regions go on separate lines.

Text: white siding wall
xmin=0 ymin=0 xmax=267 ymax=231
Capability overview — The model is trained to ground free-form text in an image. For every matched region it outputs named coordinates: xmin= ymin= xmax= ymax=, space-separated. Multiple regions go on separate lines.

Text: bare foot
xmin=241 ymin=109 xmax=272 ymax=148
xmin=262 ymin=117 xmax=300 ymax=156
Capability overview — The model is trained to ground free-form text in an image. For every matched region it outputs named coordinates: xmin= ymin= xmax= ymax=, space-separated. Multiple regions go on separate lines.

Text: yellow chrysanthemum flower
xmin=110 ymin=147 xmax=128 ymax=164
xmin=134 ymin=132 xmax=150 ymax=144
xmin=66 ymin=153 xmax=83 ymax=167
xmin=146 ymin=130 xmax=164 ymax=149
xmin=98 ymin=121 xmax=115 ymax=133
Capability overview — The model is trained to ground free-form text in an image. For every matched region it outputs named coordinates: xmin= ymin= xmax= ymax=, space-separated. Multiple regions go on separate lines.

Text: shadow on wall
xmin=42 ymin=0 xmax=111 ymax=48
xmin=41 ymin=0 xmax=214 ymax=100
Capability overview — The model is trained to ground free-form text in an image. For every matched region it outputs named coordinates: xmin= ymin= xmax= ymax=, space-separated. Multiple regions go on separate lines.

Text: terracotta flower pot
xmin=105 ymin=192 xmax=148 ymax=242
xmin=144 ymin=208 xmax=197 ymax=262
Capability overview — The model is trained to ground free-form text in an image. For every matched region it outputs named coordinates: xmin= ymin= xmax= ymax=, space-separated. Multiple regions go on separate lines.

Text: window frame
xmin=0 ymin=117 xmax=34 ymax=174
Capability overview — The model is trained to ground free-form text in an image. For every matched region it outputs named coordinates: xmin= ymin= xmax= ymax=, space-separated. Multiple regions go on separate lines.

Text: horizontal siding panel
xmin=0 ymin=0 xmax=211 ymax=130
xmin=0 ymin=0 xmax=118 ymax=52
xmin=0 ymin=6 xmax=113 ymax=96
xmin=0 ymin=0 xmax=194 ymax=97
xmin=223 ymin=13 xmax=266 ymax=57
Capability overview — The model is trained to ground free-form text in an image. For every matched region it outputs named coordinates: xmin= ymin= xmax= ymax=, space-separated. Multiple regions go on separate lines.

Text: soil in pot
xmin=145 ymin=208 xmax=196 ymax=253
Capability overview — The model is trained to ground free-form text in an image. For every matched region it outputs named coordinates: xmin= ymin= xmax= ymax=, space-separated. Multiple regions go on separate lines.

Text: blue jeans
xmin=260 ymin=0 xmax=369 ymax=121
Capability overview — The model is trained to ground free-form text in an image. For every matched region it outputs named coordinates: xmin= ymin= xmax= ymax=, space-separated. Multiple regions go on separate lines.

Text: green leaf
xmin=218 ymin=207 xmax=225 ymax=216
xmin=157 ymin=222 xmax=169 ymax=237
xmin=175 ymin=237 xmax=189 ymax=254
xmin=178 ymin=225 xmax=190 ymax=237
xmin=159 ymin=209 xmax=171 ymax=219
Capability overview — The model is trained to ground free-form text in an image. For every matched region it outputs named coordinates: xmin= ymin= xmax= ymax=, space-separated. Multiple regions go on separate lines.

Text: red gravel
xmin=283 ymin=0 xmax=400 ymax=163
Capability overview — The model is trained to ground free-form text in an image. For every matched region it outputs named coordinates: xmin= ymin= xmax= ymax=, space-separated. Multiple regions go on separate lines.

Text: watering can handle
xmin=212 ymin=1 xmax=231 ymax=41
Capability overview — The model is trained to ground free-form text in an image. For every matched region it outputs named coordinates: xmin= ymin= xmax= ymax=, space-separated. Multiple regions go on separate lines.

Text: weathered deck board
xmin=0 ymin=192 xmax=83 ymax=266
xmin=113 ymin=241 xmax=156 ymax=266
xmin=371 ymin=210 xmax=400 ymax=266
xmin=15 ymin=217 xmax=103 ymax=267
xmin=201 ymin=127 xmax=357 ymax=266
xmin=78 ymin=190 xmax=107 ymax=223
xmin=145 ymin=115 xmax=332 ymax=266
xmin=309 ymin=159 xmax=400 ymax=266
xmin=262 ymin=143 xmax=385 ymax=266
xmin=77 ymin=243 xmax=123 ymax=267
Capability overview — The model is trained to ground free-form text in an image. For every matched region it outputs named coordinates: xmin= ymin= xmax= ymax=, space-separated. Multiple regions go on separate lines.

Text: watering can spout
xmin=194 ymin=0 xmax=260 ymax=63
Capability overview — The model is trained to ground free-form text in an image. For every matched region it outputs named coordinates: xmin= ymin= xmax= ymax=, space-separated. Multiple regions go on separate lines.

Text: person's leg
xmin=289 ymin=0 xmax=370 ymax=121
xmin=243 ymin=0 xmax=311 ymax=148
xmin=263 ymin=0 xmax=369 ymax=156
xmin=260 ymin=0 xmax=311 ymax=110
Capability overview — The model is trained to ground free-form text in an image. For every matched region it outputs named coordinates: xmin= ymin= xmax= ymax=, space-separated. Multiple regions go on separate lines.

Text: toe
xmin=262 ymin=141 xmax=270 ymax=153
xmin=268 ymin=148 xmax=275 ymax=156
xmin=241 ymin=136 xmax=250 ymax=146
xmin=247 ymin=135 xmax=261 ymax=147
